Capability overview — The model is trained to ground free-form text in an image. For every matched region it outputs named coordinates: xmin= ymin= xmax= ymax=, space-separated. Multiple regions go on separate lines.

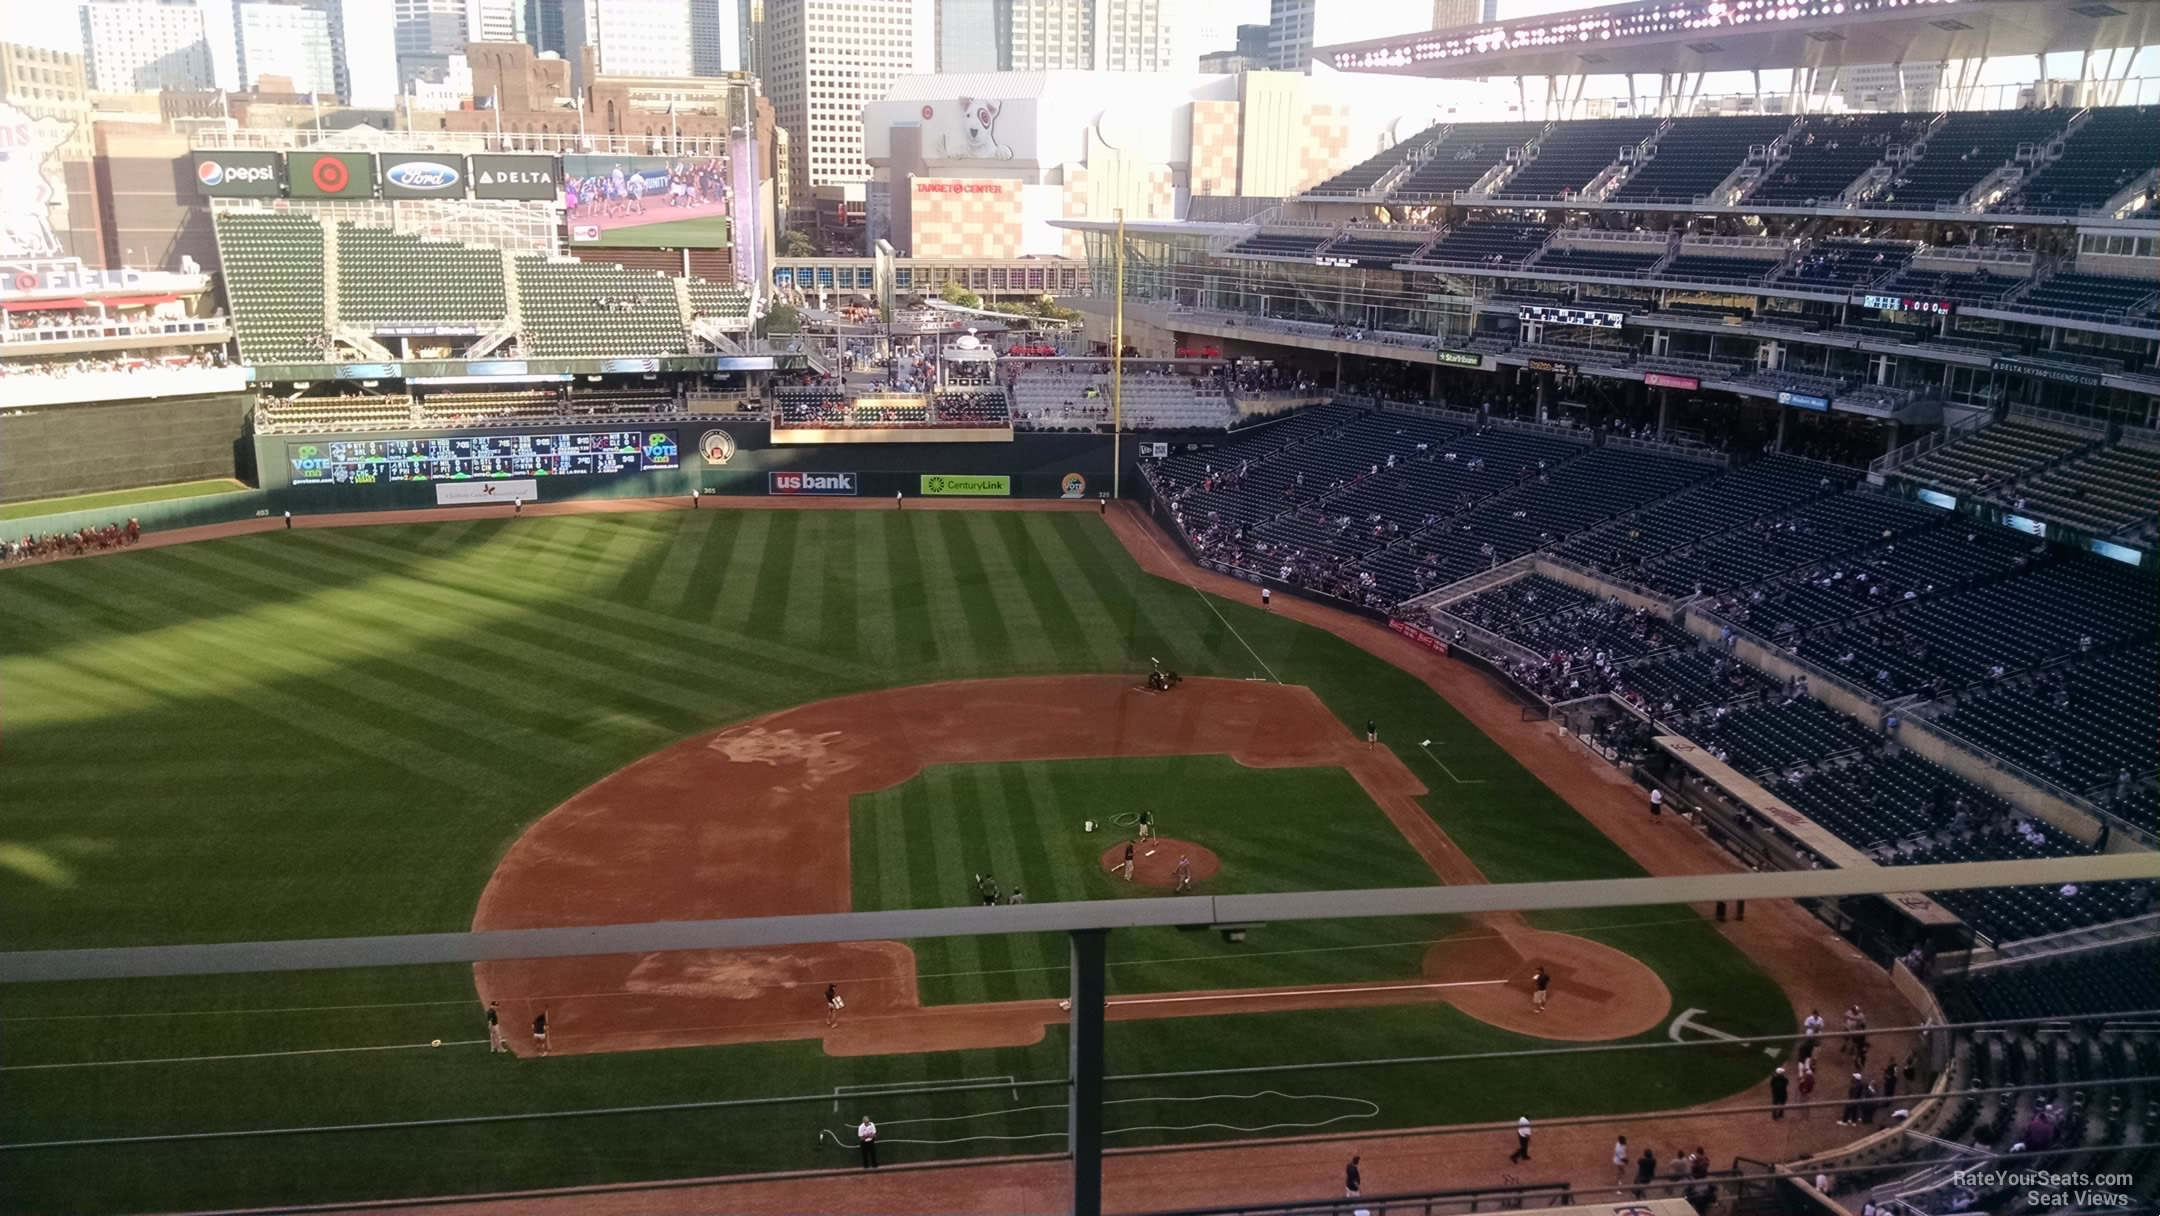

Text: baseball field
xmin=0 ymin=504 xmax=1805 ymax=1213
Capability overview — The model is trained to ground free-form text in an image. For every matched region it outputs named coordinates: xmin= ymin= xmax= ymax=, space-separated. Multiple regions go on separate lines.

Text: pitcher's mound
xmin=1100 ymin=839 xmax=1220 ymax=889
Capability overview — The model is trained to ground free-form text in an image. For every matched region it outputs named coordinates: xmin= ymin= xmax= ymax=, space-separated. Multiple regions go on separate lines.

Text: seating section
xmin=2000 ymin=105 xmax=2160 ymax=216
xmin=1531 ymin=245 xmax=1662 ymax=276
xmin=684 ymin=279 xmax=753 ymax=326
xmin=1562 ymin=454 xmax=1845 ymax=572
xmin=1441 ymin=573 xmax=1597 ymax=631
xmin=933 ymin=390 xmax=1011 ymax=426
xmin=1009 ymin=368 xmax=1235 ymax=430
xmin=1229 ymin=231 xmax=1330 ymax=260
xmin=1307 ymin=129 xmax=1436 ymax=195
xmin=1661 ymin=252 xmax=1783 ymax=283
xmin=515 ymin=257 xmax=688 ymax=356
xmin=1722 ymin=521 xmax=2035 ymax=638
xmin=215 ymin=211 xmax=327 ymax=363
xmin=1320 ymin=232 xmax=1435 ymax=267
xmin=1418 ymin=222 xmax=1551 ymax=267
xmin=1693 ymin=696 xmax=1874 ymax=777
xmin=1897 ymin=421 xmax=2093 ymax=492
xmin=1639 ymin=493 xmax=1940 ymax=598
xmin=256 ymin=393 xmax=414 ymax=432
xmin=1495 ymin=118 xmax=1661 ymax=199
xmin=1800 ymin=554 xmax=2155 ymax=697
xmin=1393 ymin=121 xmax=1543 ymax=196
xmin=1776 ymin=750 xmax=2012 ymax=847
xmin=1746 ymin=113 xmax=1929 ymax=206
xmin=2007 ymin=440 xmax=2160 ymax=536
xmin=1875 ymin=267 xmax=2023 ymax=306
xmin=2013 ymin=273 xmax=2160 ymax=322
xmin=1780 ymin=240 xmax=1916 ymax=289
xmin=1935 ymin=644 xmax=2158 ymax=796
xmin=1872 ymin=110 xmax=2068 ymax=210
xmin=336 ymin=225 xmax=506 ymax=327
xmin=1888 ymin=826 xmax=2148 ymax=944
xmin=1611 ymin=115 xmax=1792 ymax=204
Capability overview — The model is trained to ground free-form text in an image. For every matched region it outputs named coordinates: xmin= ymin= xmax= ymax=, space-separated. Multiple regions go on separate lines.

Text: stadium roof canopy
xmin=1320 ymin=0 xmax=2160 ymax=79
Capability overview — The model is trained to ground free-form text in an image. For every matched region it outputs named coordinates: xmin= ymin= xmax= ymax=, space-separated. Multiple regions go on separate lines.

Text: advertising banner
xmin=193 ymin=150 xmax=282 ymax=197
xmin=770 ymin=471 xmax=858 ymax=495
xmin=1389 ymin=618 xmax=1450 ymax=655
xmin=920 ymin=474 xmax=1010 ymax=497
xmin=1526 ymin=358 xmax=1578 ymax=375
xmin=470 ymin=154 xmax=559 ymax=200
xmin=1991 ymin=358 xmax=2103 ymax=387
xmin=1436 ymin=350 xmax=1483 ymax=368
xmin=561 ymin=155 xmax=731 ymax=248
xmin=380 ymin=154 xmax=467 ymax=199
xmin=288 ymin=151 xmax=377 ymax=199
xmin=1777 ymin=390 xmax=1831 ymax=411
xmin=1059 ymin=472 xmax=1087 ymax=499
xmin=437 ymin=479 xmax=537 ymax=506
xmin=1643 ymin=372 xmax=1700 ymax=391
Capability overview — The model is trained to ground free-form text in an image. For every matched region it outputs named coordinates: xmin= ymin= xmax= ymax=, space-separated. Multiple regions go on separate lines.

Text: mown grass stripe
xmin=708 ymin=511 xmax=774 ymax=628
xmin=921 ymin=767 xmax=988 ymax=1005
xmin=939 ymin=513 xmax=1017 ymax=671
xmin=850 ymin=511 xmax=900 ymax=671
xmin=811 ymin=513 xmax=861 ymax=664
xmin=641 ymin=513 xmax=710 ymax=615
xmin=780 ymin=512 xmax=829 ymax=654
xmin=962 ymin=513 xmax=1067 ymax=672
xmin=744 ymin=512 xmax=801 ymax=640
xmin=910 ymin=514 xmax=982 ymax=672
xmin=961 ymin=765 xmax=1024 ymax=1001
xmin=880 ymin=512 xmax=938 ymax=668
xmin=1002 ymin=514 xmax=1110 ymax=670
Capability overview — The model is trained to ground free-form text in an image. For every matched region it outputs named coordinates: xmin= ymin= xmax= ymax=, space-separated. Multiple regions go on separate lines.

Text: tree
xmin=778 ymin=229 xmax=817 ymax=258
xmin=762 ymin=303 xmax=802 ymax=335
xmin=939 ymin=280 xmax=983 ymax=310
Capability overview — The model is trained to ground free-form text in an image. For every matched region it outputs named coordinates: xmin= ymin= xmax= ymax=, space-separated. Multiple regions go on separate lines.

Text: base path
xmin=473 ymin=675 xmax=1670 ymax=1056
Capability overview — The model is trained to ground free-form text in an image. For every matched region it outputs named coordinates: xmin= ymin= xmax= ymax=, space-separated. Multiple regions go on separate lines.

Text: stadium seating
xmin=684 ymin=279 xmax=754 ymax=327
xmin=1746 ymin=113 xmax=1930 ymax=206
xmin=256 ymin=393 xmax=416 ymax=432
xmin=514 ymin=257 xmax=689 ymax=356
xmin=1009 ymin=368 xmax=1236 ymax=430
xmin=2001 ymin=105 xmax=2160 ymax=216
xmin=1660 ymin=253 xmax=1783 ymax=283
xmin=1530 ymin=245 xmax=1663 ymax=276
xmin=1640 ymin=493 xmax=1940 ymax=597
xmin=1494 ymin=118 xmax=1662 ymax=199
xmin=1440 ymin=573 xmax=1597 ymax=631
xmin=1321 ymin=231 xmax=1436 ymax=267
xmin=2013 ymin=272 xmax=2160 ymax=322
xmin=933 ymin=390 xmax=1011 ymax=426
xmin=1896 ymin=421 xmax=2093 ymax=492
xmin=1951 ymin=943 xmax=2160 ymax=1021
xmin=1229 ymin=231 xmax=1331 ymax=260
xmin=1933 ymin=644 xmax=2158 ymax=795
xmin=1724 ymin=521 xmax=2035 ymax=637
xmin=2004 ymin=440 xmax=2160 ymax=536
xmin=1780 ymin=240 xmax=1917 ymax=289
xmin=1776 ymin=750 xmax=2013 ymax=847
xmin=215 ymin=211 xmax=327 ymax=363
xmin=1693 ymin=697 xmax=1875 ymax=777
xmin=1306 ymin=130 xmax=1436 ymax=196
xmin=1876 ymin=267 xmax=2024 ymax=307
xmin=336 ymin=225 xmax=507 ymax=327
xmin=1416 ymin=222 xmax=1551 ymax=267
xmin=1391 ymin=121 xmax=1543 ymax=196
xmin=1870 ymin=110 xmax=2068 ymax=210
xmin=1562 ymin=454 xmax=1846 ymax=572
xmin=1610 ymin=115 xmax=1792 ymax=204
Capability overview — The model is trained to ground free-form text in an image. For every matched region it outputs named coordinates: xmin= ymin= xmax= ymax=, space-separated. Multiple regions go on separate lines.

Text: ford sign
xmin=384 ymin=160 xmax=461 ymax=192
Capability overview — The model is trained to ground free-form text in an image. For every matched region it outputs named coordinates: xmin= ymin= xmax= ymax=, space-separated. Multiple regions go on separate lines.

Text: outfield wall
xmin=0 ymin=393 xmax=252 ymax=504
xmin=250 ymin=424 xmax=1209 ymax=509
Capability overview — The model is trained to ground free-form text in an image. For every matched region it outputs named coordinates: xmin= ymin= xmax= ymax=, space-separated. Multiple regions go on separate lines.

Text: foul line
xmin=1127 ymin=510 xmax=1279 ymax=684
xmin=1418 ymin=739 xmax=1488 ymax=785
xmin=1110 ymin=979 xmax=1505 ymax=1007
xmin=0 ymin=1038 xmax=488 ymax=1072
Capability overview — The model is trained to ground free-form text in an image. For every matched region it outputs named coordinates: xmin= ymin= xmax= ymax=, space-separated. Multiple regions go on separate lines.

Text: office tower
xmin=523 ymin=0 xmax=567 ymax=55
xmin=763 ymin=0 xmax=931 ymax=204
xmin=1007 ymin=0 xmax=1174 ymax=73
xmin=330 ymin=0 xmax=398 ymax=106
xmin=466 ymin=0 xmax=521 ymax=41
xmin=236 ymin=0 xmax=338 ymax=94
xmin=396 ymin=0 xmax=468 ymax=81
xmin=935 ymin=0 xmax=1005 ymax=73
xmin=79 ymin=0 xmax=218 ymax=93
xmin=691 ymin=0 xmax=745 ymax=74
xmin=565 ymin=0 xmax=694 ymax=86
xmin=1266 ymin=0 xmax=1431 ymax=72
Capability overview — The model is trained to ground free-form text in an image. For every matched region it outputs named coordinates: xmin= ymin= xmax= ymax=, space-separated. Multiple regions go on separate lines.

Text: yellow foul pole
xmin=1112 ymin=209 xmax=1124 ymax=501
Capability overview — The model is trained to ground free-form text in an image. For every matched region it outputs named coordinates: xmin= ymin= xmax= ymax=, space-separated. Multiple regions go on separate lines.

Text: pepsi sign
xmin=193 ymin=151 xmax=281 ymax=197
xmin=380 ymin=155 xmax=467 ymax=198
xmin=770 ymin=471 xmax=857 ymax=496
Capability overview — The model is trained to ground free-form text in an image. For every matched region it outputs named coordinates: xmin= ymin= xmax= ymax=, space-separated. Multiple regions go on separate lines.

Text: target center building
xmin=862 ymin=67 xmax=1458 ymax=260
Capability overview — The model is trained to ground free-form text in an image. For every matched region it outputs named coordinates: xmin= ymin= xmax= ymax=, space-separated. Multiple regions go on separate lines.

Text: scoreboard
xmin=289 ymin=430 xmax=679 ymax=485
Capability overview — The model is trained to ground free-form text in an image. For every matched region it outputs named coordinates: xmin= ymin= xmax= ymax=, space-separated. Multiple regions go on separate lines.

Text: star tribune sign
xmin=0 ymin=103 xmax=74 ymax=259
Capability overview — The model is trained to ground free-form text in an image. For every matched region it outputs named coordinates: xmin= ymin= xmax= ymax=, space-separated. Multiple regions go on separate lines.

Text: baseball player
xmin=1007 ymin=886 xmax=1025 ymax=905
xmin=976 ymin=873 xmax=1001 ymax=907
xmin=856 ymin=1115 xmax=879 ymax=1168
xmin=1119 ymin=840 xmax=1136 ymax=881
xmin=1261 ymin=587 xmax=1272 ymax=610
xmin=531 ymin=1009 xmax=549 ymax=1055
xmin=1366 ymin=718 xmax=1377 ymax=749
xmin=1137 ymin=809 xmax=1155 ymax=842
xmin=1174 ymin=854 xmax=1193 ymax=893
xmin=825 ymin=983 xmax=845 ymax=1027
xmin=486 ymin=1001 xmax=505 ymax=1053
xmin=1531 ymin=966 xmax=1551 ymax=1012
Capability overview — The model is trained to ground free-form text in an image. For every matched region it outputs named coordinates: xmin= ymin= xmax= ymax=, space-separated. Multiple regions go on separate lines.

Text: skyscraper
xmin=330 ymin=0 xmax=398 ymax=106
xmin=79 ymin=0 xmax=217 ymax=93
xmin=935 ymin=0 xmax=1006 ymax=73
xmin=396 ymin=0 xmax=468 ymax=81
xmin=523 ymin=0 xmax=567 ymax=55
xmin=564 ymin=0 xmax=695 ymax=87
xmin=1265 ymin=0 xmax=1431 ymax=73
xmin=763 ymin=0 xmax=931 ymax=205
xmin=690 ymin=0 xmax=745 ymax=74
xmin=1006 ymin=0 xmax=1175 ymax=73
xmin=466 ymin=0 xmax=521 ymax=41
xmin=236 ymin=0 xmax=337 ymax=94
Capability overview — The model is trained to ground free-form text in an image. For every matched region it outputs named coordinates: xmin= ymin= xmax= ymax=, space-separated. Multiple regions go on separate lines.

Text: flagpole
xmin=492 ymin=88 xmax=502 ymax=141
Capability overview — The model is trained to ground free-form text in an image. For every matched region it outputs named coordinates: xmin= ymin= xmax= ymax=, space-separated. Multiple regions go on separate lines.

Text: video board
xmin=561 ymin=155 xmax=731 ymax=248
xmin=289 ymin=430 xmax=679 ymax=485
xmin=288 ymin=151 xmax=378 ymax=199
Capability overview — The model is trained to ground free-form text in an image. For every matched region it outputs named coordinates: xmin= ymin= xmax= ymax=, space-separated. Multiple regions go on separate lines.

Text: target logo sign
xmin=291 ymin=152 xmax=374 ymax=197
xmin=312 ymin=157 xmax=349 ymax=193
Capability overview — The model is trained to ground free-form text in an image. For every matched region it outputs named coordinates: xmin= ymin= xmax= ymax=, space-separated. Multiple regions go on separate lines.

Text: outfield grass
xmin=583 ymin=214 xmax=733 ymax=248
xmin=854 ymin=756 xmax=1464 ymax=1003
xmin=0 ymin=510 xmax=1794 ymax=1213
xmin=0 ymin=478 xmax=250 ymax=521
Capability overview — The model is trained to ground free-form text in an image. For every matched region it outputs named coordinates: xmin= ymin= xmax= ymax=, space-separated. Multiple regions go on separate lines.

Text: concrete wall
xmin=1 ymin=393 xmax=249 ymax=503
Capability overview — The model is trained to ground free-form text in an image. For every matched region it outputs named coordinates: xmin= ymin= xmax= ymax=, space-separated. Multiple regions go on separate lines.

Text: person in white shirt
xmin=1509 ymin=1115 xmax=1532 ymax=1162
xmin=1649 ymin=787 xmax=1664 ymax=822
xmin=855 ymin=1115 xmax=878 ymax=1168
xmin=1613 ymin=1135 xmax=1630 ymax=1185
